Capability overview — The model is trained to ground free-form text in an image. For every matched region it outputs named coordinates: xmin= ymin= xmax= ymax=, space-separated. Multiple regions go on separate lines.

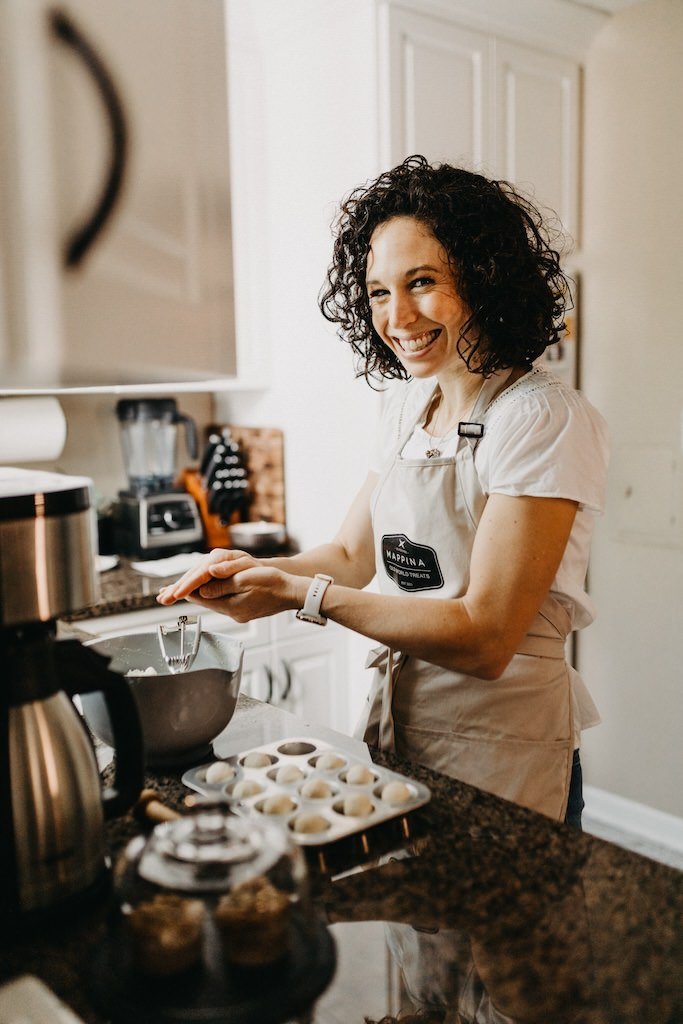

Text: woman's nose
xmin=388 ymin=292 xmax=418 ymax=330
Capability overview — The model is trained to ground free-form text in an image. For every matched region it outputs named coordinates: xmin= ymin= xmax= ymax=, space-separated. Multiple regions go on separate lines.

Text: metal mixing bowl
xmin=229 ymin=520 xmax=286 ymax=551
xmin=80 ymin=631 xmax=244 ymax=766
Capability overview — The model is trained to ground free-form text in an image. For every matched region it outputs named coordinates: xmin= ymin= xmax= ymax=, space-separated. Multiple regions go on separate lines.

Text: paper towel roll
xmin=0 ymin=397 xmax=68 ymax=463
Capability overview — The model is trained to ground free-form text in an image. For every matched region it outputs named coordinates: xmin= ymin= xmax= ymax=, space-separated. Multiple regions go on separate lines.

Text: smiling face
xmin=365 ymin=216 xmax=472 ymax=382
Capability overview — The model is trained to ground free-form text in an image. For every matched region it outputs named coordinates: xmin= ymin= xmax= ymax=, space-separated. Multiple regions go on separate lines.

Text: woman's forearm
xmin=260 ymin=542 xmax=374 ymax=590
xmin=309 ymin=582 xmax=507 ymax=679
xmin=280 ymin=493 xmax=579 ymax=680
xmin=160 ymin=493 xmax=575 ymax=683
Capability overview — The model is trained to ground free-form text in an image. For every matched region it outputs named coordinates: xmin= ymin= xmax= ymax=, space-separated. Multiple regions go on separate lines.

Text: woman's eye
xmin=410 ymin=276 xmax=434 ymax=289
xmin=369 ymin=288 xmax=388 ymax=300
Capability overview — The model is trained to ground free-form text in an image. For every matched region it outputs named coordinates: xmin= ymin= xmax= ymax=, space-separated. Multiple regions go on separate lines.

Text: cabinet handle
xmin=279 ymin=660 xmax=292 ymax=702
xmin=49 ymin=8 xmax=129 ymax=268
xmin=264 ymin=665 xmax=274 ymax=704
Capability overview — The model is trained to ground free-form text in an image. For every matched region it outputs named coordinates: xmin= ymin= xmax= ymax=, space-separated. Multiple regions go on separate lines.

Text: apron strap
xmin=364 ymin=645 xmax=406 ymax=751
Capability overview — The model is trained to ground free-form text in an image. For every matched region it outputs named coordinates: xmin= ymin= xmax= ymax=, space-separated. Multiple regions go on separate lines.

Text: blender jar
xmin=116 ymin=398 xmax=198 ymax=493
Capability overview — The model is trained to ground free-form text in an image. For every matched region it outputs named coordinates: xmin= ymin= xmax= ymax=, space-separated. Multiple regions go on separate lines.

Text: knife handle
xmin=199 ymin=433 xmax=223 ymax=477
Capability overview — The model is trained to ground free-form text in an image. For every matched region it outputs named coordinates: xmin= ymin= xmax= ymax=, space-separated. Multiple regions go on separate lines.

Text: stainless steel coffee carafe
xmin=0 ymin=468 xmax=144 ymax=919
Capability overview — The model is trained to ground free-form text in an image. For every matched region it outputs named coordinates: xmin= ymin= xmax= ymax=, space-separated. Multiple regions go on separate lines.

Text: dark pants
xmin=564 ymin=748 xmax=584 ymax=830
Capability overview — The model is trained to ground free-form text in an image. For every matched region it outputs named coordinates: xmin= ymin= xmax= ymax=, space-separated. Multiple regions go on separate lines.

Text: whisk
xmin=157 ymin=614 xmax=202 ymax=673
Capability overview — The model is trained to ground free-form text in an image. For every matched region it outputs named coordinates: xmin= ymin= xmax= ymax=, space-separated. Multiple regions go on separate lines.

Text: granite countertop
xmin=1 ymin=696 xmax=681 ymax=1024
xmin=63 ymin=558 xmax=198 ymax=621
xmin=64 ymin=551 xmax=296 ymax=622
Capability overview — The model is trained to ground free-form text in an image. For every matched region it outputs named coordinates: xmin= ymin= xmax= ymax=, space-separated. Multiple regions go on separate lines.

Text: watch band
xmin=296 ymin=573 xmax=334 ymax=625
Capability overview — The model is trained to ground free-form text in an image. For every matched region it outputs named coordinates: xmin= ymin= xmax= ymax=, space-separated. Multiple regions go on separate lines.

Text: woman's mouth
xmin=393 ymin=328 xmax=441 ymax=354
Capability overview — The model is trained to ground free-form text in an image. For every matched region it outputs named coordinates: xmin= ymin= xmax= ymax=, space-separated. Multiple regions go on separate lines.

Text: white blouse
xmin=371 ymin=366 xmax=610 ymax=633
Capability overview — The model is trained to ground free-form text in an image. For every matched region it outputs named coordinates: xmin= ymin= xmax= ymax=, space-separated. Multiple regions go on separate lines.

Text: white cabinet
xmin=494 ymin=40 xmax=580 ymax=241
xmin=380 ymin=9 xmax=492 ymax=170
xmin=73 ymin=602 xmax=351 ymax=734
xmin=275 ymin=613 xmax=349 ymax=729
xmin=0 ymin=0 xmax=240 ymax=393
xmin=232 ymin=612 xmax=350 ymax=733
xmin=380 ymin=4 xmax=581 ymax=242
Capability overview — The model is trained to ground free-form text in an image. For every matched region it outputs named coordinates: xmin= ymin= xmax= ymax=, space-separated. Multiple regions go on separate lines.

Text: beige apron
xmin=355 ymin=372 xmax=574 ymax=820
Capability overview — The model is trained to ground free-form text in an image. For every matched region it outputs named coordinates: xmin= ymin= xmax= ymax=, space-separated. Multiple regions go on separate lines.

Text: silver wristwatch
xmin=295 ymin=573 xmax=334 ymax=625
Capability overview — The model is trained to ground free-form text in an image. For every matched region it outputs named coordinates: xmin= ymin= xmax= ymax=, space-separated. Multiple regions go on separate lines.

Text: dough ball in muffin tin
xmin=242 ymin=751 xmax=276 ymax=769
xmin=230 ymin=778 xmax=264 ymax=800
xmin=345 ymin=764 xmax=376 ymax=786
xmin=291 ymin=812 xmax=330 ymax=835
xmin=204 ymin=761 xmax=236 ymax=785
xmin=379 ymin=781 xmax=413 ymax=806
xmin=340 ymin=793 xmax=374 ymax=818
xmin=312 ymin=752 xmax=346 ymax=772
xmin=272 ymin=764 xmax=305 ymax=786
xmin=300 ymin=778 xmax=334 ymax=801
xmin=258 ymin=794 xmax=297 ymax=816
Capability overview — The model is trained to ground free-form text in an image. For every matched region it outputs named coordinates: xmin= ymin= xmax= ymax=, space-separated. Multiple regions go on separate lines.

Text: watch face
xmin=296 ymin=610 xmax=326 ymax=625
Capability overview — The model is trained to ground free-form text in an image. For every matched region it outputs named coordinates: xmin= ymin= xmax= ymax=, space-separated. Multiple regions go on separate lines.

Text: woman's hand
xmin=157 ymin=548 xmax=246 ymax=605
xmin=157 ymin=548 xmax=307 ymax=622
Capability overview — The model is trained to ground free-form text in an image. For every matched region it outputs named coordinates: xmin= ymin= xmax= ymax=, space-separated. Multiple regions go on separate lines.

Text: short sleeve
xmin=477 ymin=383 xmax=610 ymax=513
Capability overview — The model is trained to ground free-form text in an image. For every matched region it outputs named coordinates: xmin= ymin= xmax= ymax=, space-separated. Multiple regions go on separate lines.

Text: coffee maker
xmin=0 ymin=468 xmax=144 ymax=920
xmin=113 ymin=398 xmax=203 ymax=559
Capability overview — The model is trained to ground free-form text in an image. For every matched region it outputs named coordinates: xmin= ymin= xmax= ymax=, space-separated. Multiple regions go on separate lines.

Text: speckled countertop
xmin=64 ymin=553 xmax=295 ymax=622
xmin=1 ymin=697 xmax=681 ymax=1024
xmin=63 ymin=558 xmax=203 ymax=621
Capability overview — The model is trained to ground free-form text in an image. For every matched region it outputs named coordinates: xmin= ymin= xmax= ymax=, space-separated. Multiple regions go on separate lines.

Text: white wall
xmin=216 ymin=0 xmax=382 ymax=552
xmin=214 ymin=0 xmax=383 ymax=720
xmin=578 ymin=0 xmax=683 ymax=817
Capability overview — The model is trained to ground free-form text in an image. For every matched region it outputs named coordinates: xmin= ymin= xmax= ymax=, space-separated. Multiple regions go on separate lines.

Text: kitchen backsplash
xmin=14 ymin=393 xmax=214 ymax=512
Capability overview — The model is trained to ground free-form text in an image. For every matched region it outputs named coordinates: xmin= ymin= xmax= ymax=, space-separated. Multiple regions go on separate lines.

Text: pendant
xmin=425 ymin=447 xmax=441 ymax=459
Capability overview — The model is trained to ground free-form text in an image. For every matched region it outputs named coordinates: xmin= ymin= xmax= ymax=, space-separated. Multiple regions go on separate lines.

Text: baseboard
xmin=583 ymin=785 xmax=683 ymax=856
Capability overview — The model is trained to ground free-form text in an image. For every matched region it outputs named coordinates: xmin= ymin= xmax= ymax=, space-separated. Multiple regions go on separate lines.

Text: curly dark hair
xmin=319 ymin=155 xmax=572 ymax=383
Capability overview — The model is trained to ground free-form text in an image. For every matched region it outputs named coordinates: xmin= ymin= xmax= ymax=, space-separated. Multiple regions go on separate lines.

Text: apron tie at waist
xmin=364 ymin=645 xmax=406 ymax=750
xmin=365 ymin=645 xmax=393 ymax=670
xmin=365 ymin=634 xmax=566 ymax=671
xmin=516 ymin=634 xmax=567 ymax=659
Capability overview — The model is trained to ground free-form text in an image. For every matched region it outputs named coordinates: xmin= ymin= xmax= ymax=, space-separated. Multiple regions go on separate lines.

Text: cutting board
xmin=221 ymin=425 xmax=286 ymax=527
xmin=183 ymin=426 xmax=286 ymax=550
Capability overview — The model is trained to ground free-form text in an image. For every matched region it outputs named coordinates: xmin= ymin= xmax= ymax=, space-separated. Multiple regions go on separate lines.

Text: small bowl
xmin=228 ymin=521 xmax=286 ymax=551
xmin=80 ymin=631 xmax=244 ymax=766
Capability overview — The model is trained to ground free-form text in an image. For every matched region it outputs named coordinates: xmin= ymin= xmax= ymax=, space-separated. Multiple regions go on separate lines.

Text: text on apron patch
xmin=381 ymin=533 xmax=444 ymax=592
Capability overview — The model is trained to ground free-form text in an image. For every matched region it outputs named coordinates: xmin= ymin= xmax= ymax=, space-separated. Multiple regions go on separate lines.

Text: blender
xmin=112 ymin=398 xmax=203 ymax=559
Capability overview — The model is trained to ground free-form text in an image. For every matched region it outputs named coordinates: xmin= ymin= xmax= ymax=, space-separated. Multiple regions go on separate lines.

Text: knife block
xmin=212 ymin=425 xmax=286 ymax=526
xmin=180 ymin=469 xmax=232 ymax=549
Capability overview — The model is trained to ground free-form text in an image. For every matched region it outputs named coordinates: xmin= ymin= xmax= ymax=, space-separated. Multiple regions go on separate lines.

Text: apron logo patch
xmin=381 ymin=533 xmax=444 ymax=592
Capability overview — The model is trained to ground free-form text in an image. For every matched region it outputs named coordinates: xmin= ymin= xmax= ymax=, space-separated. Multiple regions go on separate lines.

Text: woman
xmin=158 ymin=156 xmax=609 ymax=825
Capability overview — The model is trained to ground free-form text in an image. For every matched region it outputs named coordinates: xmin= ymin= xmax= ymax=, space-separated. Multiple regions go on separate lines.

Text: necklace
xmin=423 ymin=381 xmax=486 ymax=458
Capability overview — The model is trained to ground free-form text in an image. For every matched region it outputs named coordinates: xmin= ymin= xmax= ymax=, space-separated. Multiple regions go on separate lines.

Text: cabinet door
xmin=494 ymin=40 xmax=580 ymax=241
xmin=0 ymin=0 xmax=236 ymax=390
xmin=381 ymin=6 xmax=492 ymax=170
xmin=273 ymin=630 xmax=349 ymax=734
xmin=380 ymin=10 xmax=581 ymax=243
xmin=240 ymin=646 xmax=276 ymax=705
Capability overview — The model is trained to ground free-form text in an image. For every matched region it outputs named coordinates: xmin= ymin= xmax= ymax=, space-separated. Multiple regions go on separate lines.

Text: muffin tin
xmin=182 ymin=737 xmax=431 ymax=846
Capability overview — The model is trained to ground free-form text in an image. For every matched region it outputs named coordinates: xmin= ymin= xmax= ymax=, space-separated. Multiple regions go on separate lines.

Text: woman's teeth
xmin=398 ymin=329 xmax=440 ymax=353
